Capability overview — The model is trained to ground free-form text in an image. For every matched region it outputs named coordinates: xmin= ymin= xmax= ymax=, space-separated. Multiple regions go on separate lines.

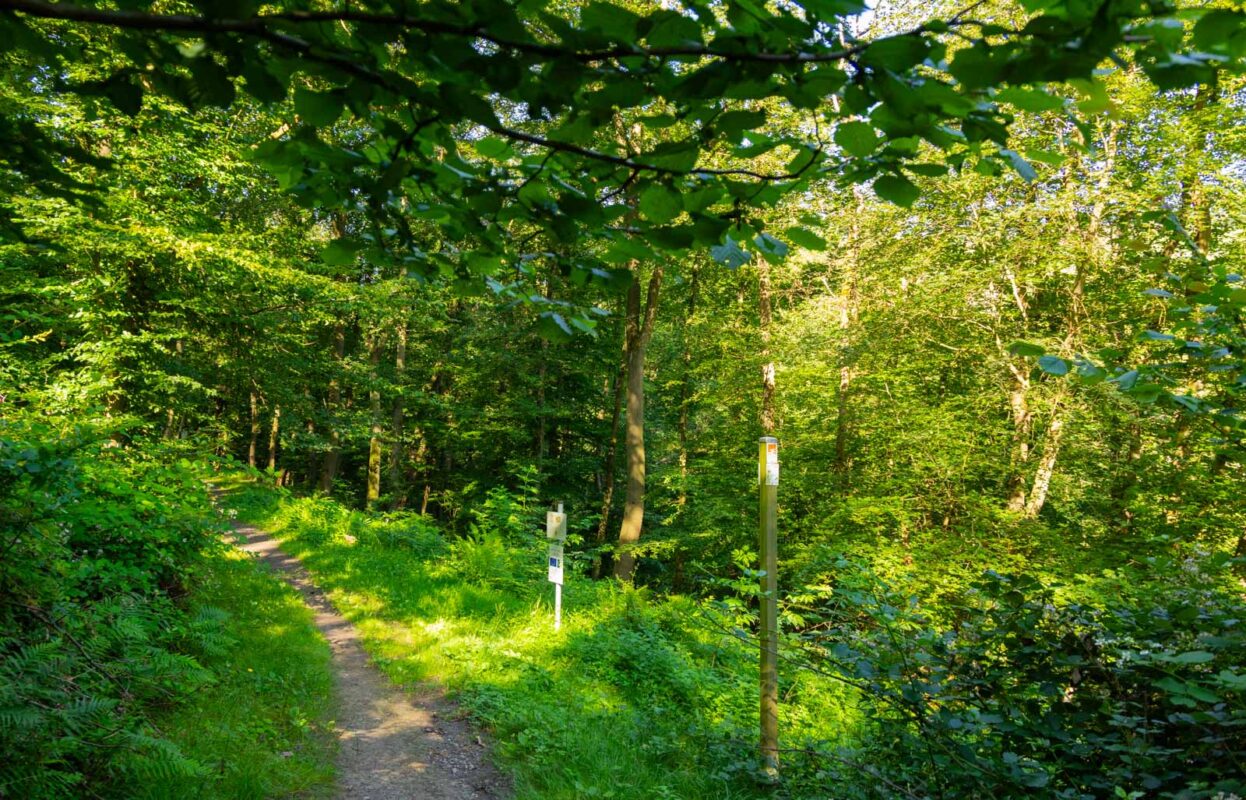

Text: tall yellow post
xmin=758 ymin=436 xmax=779 ymax=779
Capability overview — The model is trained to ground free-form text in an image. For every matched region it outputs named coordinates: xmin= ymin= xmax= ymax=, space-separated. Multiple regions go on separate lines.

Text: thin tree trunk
xmin=833 ymin=198 xmax=861 ymax=484
xmin=593 ymin=348 xmax=628 ymax=579
xmin=303 ymin=386 xmax=317 ymax=488
xmin=1005 ymin=373 xmax=1033 ymax=512
xmin=163 ymin=339 xmax=183 ymax=439
xmin=1024 ymin=403 xmax=1067 ymax=519
xmin=536 ymin=351 xmax=548 ymax=468
xmin=389 ymin=318 xmax=407 ymax=508
xmin=1109 ymin=421 xmax=1143 ymax=528
xmin=673 ymin=270 xmax=699 ymax=592
xmin=318 ymin=324 xmax=345 ymax=493
xmin=678 ymin=270 xmax=700 ymax=503
xmin=366 ymin=334 xmax=383 ymax=509
xmin=759 ymin=260 xmax=776 ymax=435
xmin=267 ymin=405 xmax=280 ymax=471
xmin=614 ymin=265 xmax=663 ymax=581
xmin=248 ymin=390 xmax=260 ymax=468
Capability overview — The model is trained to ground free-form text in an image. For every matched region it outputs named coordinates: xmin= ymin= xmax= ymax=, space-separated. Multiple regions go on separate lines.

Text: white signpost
xmin=546 ymin=503 xmax=567 ymax=630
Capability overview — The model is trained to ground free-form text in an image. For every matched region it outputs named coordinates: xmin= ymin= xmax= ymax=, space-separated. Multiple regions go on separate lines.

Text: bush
xmin=368 ymin=512 xmax=448 ymax=558
xmin=0 ymin=415 xmax=224 ymax=797
xmin=784 ymin=557 xmax=1246 ymax=799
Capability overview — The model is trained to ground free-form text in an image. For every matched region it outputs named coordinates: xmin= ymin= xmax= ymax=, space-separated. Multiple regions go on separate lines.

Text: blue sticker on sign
xmin=549 ymin=557 xmax=559 ymax=567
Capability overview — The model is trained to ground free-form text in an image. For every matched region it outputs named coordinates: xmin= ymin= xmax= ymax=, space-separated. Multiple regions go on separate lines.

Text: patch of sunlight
xmin=332 ymin=590 xmax=383 ymax=614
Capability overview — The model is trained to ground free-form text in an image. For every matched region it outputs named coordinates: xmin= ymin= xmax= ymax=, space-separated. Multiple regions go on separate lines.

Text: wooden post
xmin=555 ymin=502 xmax=563 ymax=631
xmin=758 ymin=436 xmax=779 ymax=779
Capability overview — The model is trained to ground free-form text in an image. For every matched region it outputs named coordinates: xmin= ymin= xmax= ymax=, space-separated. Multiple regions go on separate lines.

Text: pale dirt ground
xmin=228 ymin=514 xmax=511 ymax=800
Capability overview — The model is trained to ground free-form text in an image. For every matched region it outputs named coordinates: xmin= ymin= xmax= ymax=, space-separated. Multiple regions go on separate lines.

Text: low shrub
xmin=0 ymin=415 xmax=224 ymax=797
xmin=783 ymin=557 xmax=1246 ymax=799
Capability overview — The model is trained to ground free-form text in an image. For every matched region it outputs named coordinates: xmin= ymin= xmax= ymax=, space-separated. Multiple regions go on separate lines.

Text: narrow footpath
xmin=228 ymin=513 xmax=510 ymax=800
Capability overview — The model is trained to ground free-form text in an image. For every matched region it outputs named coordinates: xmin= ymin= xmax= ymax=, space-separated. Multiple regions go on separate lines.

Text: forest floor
xmin=225 ymin=506 xmax=511 ymax=800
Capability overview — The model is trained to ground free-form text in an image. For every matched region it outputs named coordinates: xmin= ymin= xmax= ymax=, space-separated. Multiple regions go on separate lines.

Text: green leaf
xmin=582 ymin=2 xmax=640 ymax=39
xmin=638 ymin=183 xmax=682 ymax=224
xmin=834 ymin=121 xmax=880 ymax=158
xmin=996 ymin=86 xmax=1066 ymax=112
xmin=907 ymin=163 xmax=948 ymax=177
xmin=784 ymin=226 xmax=826 ymax=251
xmin=1037 ymin=355 xmax=1068 ymax=376
xmin=321 ymin=239 xmax=363 ymax=266
xmin=536 ymin=311 xmax=573 ymax=342
xmin=717 ymin=109 xmax=767 ymax=136
xmin=189 ymin=58 xmax=235 ymax=108
xmin=1193 ymin=10 xmax=1245 ymax=51
xmin=873 ymin=175 xmax=919 ymax=207
xmin=294 ymin=88 xmax=343 ymax=127
xmin=860 ymin=35 xmax=931 ymax=71
xmin=711 ymin=235 xmax=750 ymax=269
xmin=753 ymin=233 xmax=789 ymax=264
xmin=104 ymin=74 xmax=143 ymax=116
xmin=1008 ymin=341 xmax=1045 ymax=357
xmin=1025 ymin=148 xmax=1066 ymax=167
xmin=646 ymin=11 xmax=702 ymax=49
xmin=474 ymin=137 xmax=514 ymax=159
xmin=802 ymin=0 xmax=867 ymax=18
xmin=1000 ymin=149 xmax=1037 ymax=182
xmin=1168 ymin=650 xmax=1215 ymax=664
xmin=241 ymin=62 xmax=286 ymax=103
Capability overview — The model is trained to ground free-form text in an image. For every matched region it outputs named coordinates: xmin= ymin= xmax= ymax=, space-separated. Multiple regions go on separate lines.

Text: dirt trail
xmin=228 ymin=515 xmax=510 ymax=800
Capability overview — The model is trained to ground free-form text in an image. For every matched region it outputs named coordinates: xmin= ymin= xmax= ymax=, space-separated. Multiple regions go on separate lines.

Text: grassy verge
xmin=215 ymin=475 xmax=858 ymax=800
xmin=143 ymin=543 xmax=336 ymax=799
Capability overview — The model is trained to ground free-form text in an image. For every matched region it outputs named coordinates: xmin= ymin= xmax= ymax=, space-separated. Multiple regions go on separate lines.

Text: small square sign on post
xmin=546 ymin=503 xmax=566 ymax=630
xmin=546 ymin=506 xmax=567 ymax=542
xmin=547 ymin=543 xmax=564 ymax=585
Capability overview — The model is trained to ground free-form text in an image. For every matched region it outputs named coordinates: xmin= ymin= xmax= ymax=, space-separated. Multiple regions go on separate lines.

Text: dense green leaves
xmin=872 ymin=174 xmax=919 ymax=207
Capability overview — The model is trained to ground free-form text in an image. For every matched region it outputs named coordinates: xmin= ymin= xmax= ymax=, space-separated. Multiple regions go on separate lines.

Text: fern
xmin=1 ymin=420 xmax=226 ymax=797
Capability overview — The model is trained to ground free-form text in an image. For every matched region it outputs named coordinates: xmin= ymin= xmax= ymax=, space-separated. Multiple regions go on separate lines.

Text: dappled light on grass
xmin=145 ymin=546 xmax=336 ymax=800
xmin=226 ymin=478 xmax=859 ymax=799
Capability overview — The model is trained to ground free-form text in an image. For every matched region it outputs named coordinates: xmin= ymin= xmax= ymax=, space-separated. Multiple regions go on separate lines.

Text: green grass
xmin=214 ymin=475 xmax=860 ymax=800
xmin=142 ymin=542 xmax=336 ymax=799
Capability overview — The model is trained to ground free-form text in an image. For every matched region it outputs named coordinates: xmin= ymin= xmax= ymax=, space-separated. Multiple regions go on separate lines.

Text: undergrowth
xmin=220 ymin=472 xmax=1246 ymax=800
xmin=142 ymin=546 xmax=336 ymax=800
xmin=218 ymin=474 xmax=858 ymax=800
xmin=0 ymin=414 xmax=335 ymax=799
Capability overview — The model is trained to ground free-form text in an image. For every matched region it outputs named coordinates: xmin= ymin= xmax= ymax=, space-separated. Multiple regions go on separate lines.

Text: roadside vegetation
xmin=0 ymin=414 xmax=334 ymax=799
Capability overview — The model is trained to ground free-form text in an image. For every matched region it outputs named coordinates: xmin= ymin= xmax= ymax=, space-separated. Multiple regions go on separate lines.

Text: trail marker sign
xmin=546 ymin=503 xmax=566 ymax=630
xmin=547 ymin=543 xmax=564 ymax=585
xmin=546 ymin=507 xmax=567 ymax=541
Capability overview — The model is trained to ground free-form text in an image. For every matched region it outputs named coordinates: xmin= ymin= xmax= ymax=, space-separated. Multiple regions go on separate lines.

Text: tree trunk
xmin=678 ymin=270 xmax=699 ymax=504
xmin=1005 ymin=374 xmax=1033 ymax=513
xmin=1024 ymin=404 xmax=1067 ymax=519
xmin=389 ymin=318 xmax=407 ymax=508
xmin=303 ymin=387 xmax=317 ymax=488
xmin=759 ymin=260 xmax=776 ymax=435
xmin=248 ymin=390 xmax=260 ymax=468
xmin=833 ymin=198 xmax=861 ymax=484
xmin=613 ymin=265 xmax=663 ymax=581
xmin=593 ymin=350 xmax=627 ymax=579
xmin=267 ymin=405 xmax=280 ymax=471
xmin=366 ymin=334 xmax=383 ymax=509
xmin=163 ymin=339 xmax=184 ymax=439
xmin=318 ymin=324 xmax=345 ymax=493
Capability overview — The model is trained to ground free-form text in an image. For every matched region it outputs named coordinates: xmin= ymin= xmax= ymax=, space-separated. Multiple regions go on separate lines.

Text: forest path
xmin=221 ymin=501 xmax=510 ymax=800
